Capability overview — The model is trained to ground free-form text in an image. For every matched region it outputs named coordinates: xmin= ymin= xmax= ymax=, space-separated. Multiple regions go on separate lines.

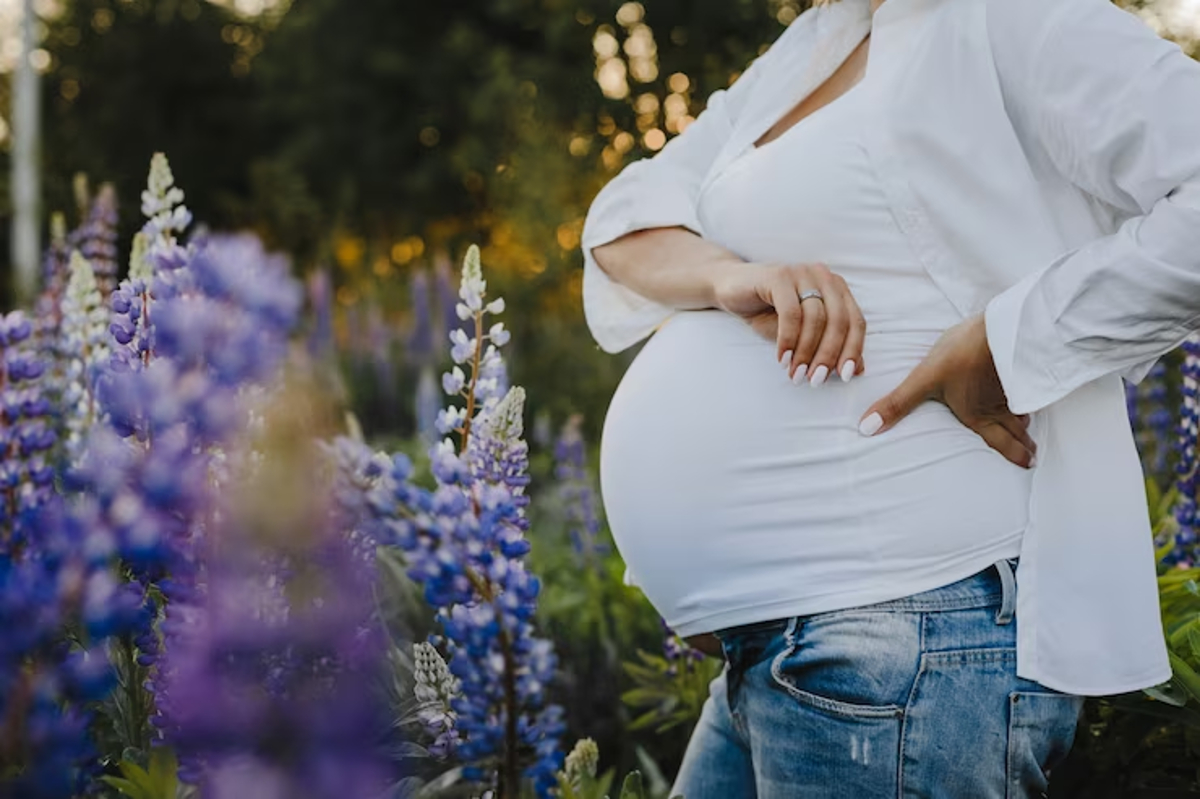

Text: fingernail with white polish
xmin=810 ymin=364 xmax=829 ymax=387
xmin=858 ymin=412 xmax=883 ymax=436
xmin=780 ymin=349 xmax=793 ymax=370
xmin=792 ymin=364 xmax=808 ymax=385
xmin=840 ymin=360 xmax=856 ymax=382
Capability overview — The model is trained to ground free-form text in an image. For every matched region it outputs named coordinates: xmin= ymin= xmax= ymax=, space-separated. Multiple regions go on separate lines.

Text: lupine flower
xmin=408 ymin=268 xmax=436 ymax=366
xmin=561 ymin=738 xmax=599 ymax=786
xmin=661 ymin=618 xmax=706 ymax=678
xmin=69 ymin=183 xmax=120 ymax=298
xmin=154 ymin=498 xmax=396 ymax=798
xmin=1142 ymin=360 xmax=1175 ymax=478
xmin=413 ymin=641 xmax=460 ymax=758
xmin=34 ymin=213 xmax=71 ymax=359
xmin=553 ymin=414 xmax=607 ymax=568
xmin=0 ymin=311 xmax=58 ymax=548
xmin=306 ymin=268 xmax=334 ymax=360
xmin=0 ymin=497 xmax=148 ymax=798
xmin=140 ymin=153 xmax=193 ymax=278
xmin=59 ymin=253 xmax=111 ymax=467
xmin=1169 ymin=334 xmax=1200 ymax=566
xmin=338 ymin=246 xmax=564 ymax=797
xmin=66 ymin=231 xmax=305 ymax=766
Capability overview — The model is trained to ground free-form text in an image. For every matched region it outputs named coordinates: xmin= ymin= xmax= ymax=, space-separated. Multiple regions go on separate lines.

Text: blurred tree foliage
xmin=31 ymin=0 xmax=803 ymax=439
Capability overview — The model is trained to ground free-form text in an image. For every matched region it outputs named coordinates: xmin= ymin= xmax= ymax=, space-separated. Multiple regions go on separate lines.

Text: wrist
xmin=706 ymin=256 xmax=760 ymax=312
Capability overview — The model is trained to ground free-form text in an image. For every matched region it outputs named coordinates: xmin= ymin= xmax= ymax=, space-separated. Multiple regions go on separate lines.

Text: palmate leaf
xmin=99 ymin=748 xmax=178 ymax=799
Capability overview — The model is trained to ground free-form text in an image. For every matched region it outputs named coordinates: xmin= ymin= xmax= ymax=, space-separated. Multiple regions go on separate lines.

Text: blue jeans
xmin=671 ymin=560 xmax=1084 ymax=798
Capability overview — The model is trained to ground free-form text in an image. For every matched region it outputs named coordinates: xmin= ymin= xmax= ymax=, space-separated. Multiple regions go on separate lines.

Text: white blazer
xmin=580 ymin=0 xmax=1200 ymax=695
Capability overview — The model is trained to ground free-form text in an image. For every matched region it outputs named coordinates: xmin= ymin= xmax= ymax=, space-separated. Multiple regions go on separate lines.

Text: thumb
xmin=858 ymin=366 xmax=937 ymax=437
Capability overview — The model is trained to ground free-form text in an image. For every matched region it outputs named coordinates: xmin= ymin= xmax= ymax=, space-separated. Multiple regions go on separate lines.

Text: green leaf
xmin=1169 ymin=651 xmax=1200 ymax=706
xmin=99 ymin=776 xmax=144 ymax=799
xmin=618 ymin=771 xmax=646 ymax=799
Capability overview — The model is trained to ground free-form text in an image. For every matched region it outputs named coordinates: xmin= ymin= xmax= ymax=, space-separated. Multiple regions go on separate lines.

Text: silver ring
xmin=799 ymin=289 xmax=824 ymax=303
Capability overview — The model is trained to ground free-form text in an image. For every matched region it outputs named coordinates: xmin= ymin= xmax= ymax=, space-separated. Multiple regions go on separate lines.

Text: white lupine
xmin=60 ymin=252 xmax=111 ymax=465
xmin=128 ymin=231 xmax=152 ymax=282
xmin=412 ymin=641 xmax=460 ymax=757
xmin=139 ymin=152 xmax=193 ymax=278
xmin=458 ymin=243 xmax=486 ymax=312
xmin=487 ymin=322 xmax=509 ymax=346
xmin=562 ymin=738 xmax=600 ymax=784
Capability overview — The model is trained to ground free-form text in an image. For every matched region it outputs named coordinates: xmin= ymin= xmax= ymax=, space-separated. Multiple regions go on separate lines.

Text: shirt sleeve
xmin=982 ymin=0 xmax=1200 ymax=415
xmin=580 ymin=41 xmax=774 ymax=354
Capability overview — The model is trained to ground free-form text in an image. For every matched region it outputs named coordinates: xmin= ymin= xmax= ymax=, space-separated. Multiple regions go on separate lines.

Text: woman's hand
xmin=857 ymin=313 xmax=1037 ymax=468
xmin=713 ymin=261 xmax=867 ymax=385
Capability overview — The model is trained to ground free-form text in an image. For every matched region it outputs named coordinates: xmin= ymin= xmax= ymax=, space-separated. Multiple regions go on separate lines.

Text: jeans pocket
xmin=1005 ymin=691 xmax=1083 ymax=799
xmin=767 ymin=613 xmax=916 ymax=719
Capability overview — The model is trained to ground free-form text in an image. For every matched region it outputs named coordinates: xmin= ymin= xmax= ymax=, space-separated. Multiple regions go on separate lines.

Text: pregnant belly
xmin=599 ymin=309 xmax=1032 ymax=629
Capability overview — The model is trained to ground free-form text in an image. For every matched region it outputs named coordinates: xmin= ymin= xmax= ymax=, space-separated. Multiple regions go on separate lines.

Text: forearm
xmin=589 ymin=225 xmax=747 ymax=314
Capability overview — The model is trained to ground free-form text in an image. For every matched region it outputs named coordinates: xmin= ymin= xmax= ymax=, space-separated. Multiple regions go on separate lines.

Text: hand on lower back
xmin=713 ymin=261 xmax=867 ymax=386
xmin=856 ymin=313 xmax=1037 ymax=469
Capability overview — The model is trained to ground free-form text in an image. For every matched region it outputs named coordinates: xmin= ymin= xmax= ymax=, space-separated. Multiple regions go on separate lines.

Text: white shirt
xmin=582 ymin=0 xmax=1200 ymax=695
xmin=600 ymin=77 xmax=1032 ymax=636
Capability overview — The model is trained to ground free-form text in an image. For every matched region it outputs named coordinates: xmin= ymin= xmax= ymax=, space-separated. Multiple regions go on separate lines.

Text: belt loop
xmin=994 ymin=558 xmax=1016 ymax=625
xmin=783 ymin=616 xmax=801 ymax=648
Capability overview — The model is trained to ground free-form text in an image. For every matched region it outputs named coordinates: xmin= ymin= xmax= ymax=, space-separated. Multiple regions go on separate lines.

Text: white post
xmin=11 ymin=0 xmax=40 ymax=304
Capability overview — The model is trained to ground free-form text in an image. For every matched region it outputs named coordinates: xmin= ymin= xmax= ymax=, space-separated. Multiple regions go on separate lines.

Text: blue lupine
xmin=0 ymin=497 xmax=148 ymax=798
xmin=344 ymin=245 xmax=563 ymax=797
xmin=1169 ymin=334 xmax=1200 ymax=566
xmin=552 ymin=414 xmax=608 ymax=568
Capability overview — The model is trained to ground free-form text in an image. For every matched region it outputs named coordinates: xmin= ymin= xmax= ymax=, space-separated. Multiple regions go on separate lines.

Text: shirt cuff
xmin=580 ymin=163 xmax=705 ymax=354
xmin=984 ymin=255 xmax=1070 ymax=415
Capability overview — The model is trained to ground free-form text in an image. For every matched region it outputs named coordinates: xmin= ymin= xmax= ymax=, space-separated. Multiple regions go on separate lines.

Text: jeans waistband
xmin=715 ymin=558 xmax=1019 ymax=641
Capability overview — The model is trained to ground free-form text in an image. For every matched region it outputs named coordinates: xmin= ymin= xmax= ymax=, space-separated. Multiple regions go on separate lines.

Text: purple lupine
xmin=70 ymin=183 xmax=120 ymax=298
xmin=306 ymin=267 xmax=335 ymax=360
xmin=0 ymin=311 xmax=58 ymax=549
xmin=33 ymin=214 xmax=71 ymax=378
xmin=1169 ymin=335 xmax=1200 ymax=566
xmin=408 ymin=268 xmax=436 ymax=366
xmin=552 ymin=414 xmax=608 ymax=568
xmin=660 ymin=618 xmax=706 ymax=678
xmin=153 ymin=493 xmax=396 ymax=797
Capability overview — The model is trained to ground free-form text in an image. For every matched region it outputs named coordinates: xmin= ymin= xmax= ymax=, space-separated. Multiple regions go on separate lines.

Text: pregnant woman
xmin=582 ymin=0 xmax=1200 ymax=795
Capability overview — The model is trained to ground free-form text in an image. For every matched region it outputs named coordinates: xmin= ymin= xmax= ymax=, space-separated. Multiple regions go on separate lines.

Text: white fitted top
xmin=598 ymin=76 xmax=1032 ymax=637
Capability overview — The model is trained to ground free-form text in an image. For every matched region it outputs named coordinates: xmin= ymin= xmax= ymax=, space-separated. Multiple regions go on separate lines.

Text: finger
xmin=832 ymin=279 xmax=866 ymax=382
xmin=773 ymin=276 xmax=803 ymax=378
xmin=858 ymin=363 xmax=939 ymax=437
xmin=807 ymin=276 xmax=851 ymax=388
xmin=996 ymin=414 xmax=1038 ymax=457
xmin=976 ymin=421 xmax=1036 ymax=469
xmin=1019 ymin=413 xmax=1031 ymax=428
xmin=791 ymin=272 xmax=827 ymax=383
